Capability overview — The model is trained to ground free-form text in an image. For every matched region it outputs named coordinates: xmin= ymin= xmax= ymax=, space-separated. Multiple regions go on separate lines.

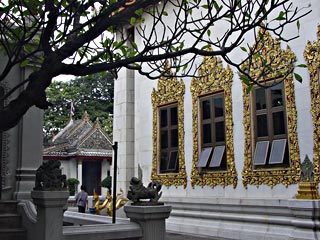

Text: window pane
xmin=214 ymin=97 xmax=224 ymax=117
xmin=168 ymin=151 xmax=179 ymax=171
xmin=255 ymin=88 xmax=266 ymax=110
xmin=271 ymin=82 xmax=284 ymax=107
xmin=171 ymin=129 xmax=178 ymax=147
xmin=160 ymin=152 xmax=169 ymax=172
xmin=160 ymin=130 xmax=168 ymax=149
xmin=197 ymin=147 xmax=213 ymax=168
xmin=160 ymin=109 xmax=167 ymax=127
xmin=203 ymin=124 xmax=212 ymax=144
xmin=273 ymin=111 xmax=285 ymax=135
xmin=202 ymin=100 xmax=211 ymax=120
xmin=253 ymin=141 xmax=269 ymax=165
xmin=171 ymin=106 xmax=178 ymax=125
xmin=257 ymin=114 xmax=268 ymax=137
xmin=209 ymin=145 xmax=225 ymax=167
xmin=215 ymin=121 xmax=225 ymax=142
xmin=269 ymin=139 xmax=286 ymax=164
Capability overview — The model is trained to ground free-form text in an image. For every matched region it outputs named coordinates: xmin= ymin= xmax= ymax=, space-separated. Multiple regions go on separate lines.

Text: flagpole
xmin=112 ymin=142 xmax=118 ymax=224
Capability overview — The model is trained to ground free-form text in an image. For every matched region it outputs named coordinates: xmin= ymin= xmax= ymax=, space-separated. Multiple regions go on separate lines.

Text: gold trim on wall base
xmin=190 ymin=56 xmax=237 ymax=189
xmin=304 ymin=24 xmax=320 ymax=183
xmin=151 ymin=67 xmax=187 ymax=188
xmin=241 ymin=29 xmax=300 ymax=188
xmin=295 ymin=182 xmax=320 ymax=200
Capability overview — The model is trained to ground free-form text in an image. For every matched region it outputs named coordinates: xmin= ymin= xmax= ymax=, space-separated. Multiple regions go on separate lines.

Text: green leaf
xmin=201 ymin=4 xmax=209 ymax=9
xmin=236 ymin=0 xmax=241 ymax=8
xmin=134 ymin=8 xmax=144 ymax=16
xmin=130 ymin=17 xmax=136 ymax=25
xmin=240 ymin=47 xmax=247 ymax=52
xmin=275 ymin=11 xmax=285 ymax=21
xmin=296 ymin=64 xmax=307 ymax=68
xmin=201 ymin=44 xmax=211 ymax=50
xmin=179 ymin=41 xmax=184 ymax=50
xmin=294 ymin=73 xmax=303 ymax=83
xmin=213 ymin=1 xmax=220 ymax=11
xmin=254 ymin=52 xmax=262 ymax=59
xmin=131 ymin=41 xmax=138 ymax=50
xmin=163 ymin=11 xmax=168 ymax=16
xmin=246 ymin=84 xmax=253 ymax=94
xmin=183 ymin=64 xmax=188 ymax=70
xmin=240 ymin=74 xmax=250 ymax=85
xmin=20 ymin=60 xmax=29 ymax=67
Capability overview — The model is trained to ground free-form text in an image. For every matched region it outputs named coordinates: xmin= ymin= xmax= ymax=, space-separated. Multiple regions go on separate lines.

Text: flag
xmin=70 ymin=100 xmax=75 ymax=116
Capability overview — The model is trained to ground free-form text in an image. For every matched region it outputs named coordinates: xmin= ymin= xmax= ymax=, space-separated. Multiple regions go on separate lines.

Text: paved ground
xmin=68 ymin=207 xmax=227 ymax=239
xmin=166 ymin=232 xmax=228 ymax=240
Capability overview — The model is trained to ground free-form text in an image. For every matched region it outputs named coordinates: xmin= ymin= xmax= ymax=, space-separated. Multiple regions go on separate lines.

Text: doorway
xmin=82 ymin=160 xmax=101 ymax=195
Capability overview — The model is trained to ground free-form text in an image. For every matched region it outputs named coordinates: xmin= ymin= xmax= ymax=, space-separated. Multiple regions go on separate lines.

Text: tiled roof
xmin=43 ymin=112 xmax=112 ymax=158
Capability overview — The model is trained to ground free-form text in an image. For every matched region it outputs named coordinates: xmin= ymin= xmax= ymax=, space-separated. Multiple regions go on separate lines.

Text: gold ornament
xmin=93 ymin=189 xmax=128 ymax=216
xmin=190 ymin=56 xmax=237 ymax=188
xmin=241 ymin=29 xmax=300 ymax=188
xmin=304 ymin=24 xmax=320 ymax=183
xmin=151 ymin=64 xmax=187 ymax=188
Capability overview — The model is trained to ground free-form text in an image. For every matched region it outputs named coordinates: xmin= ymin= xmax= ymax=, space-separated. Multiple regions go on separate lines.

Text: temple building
xmin=113 ymin=0 xmax=320 ymax=239
xmin=43 ymin=112 xmax=113 ymax=195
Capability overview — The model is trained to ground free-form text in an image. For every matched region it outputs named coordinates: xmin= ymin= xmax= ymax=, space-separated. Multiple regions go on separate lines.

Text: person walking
xmin=75 ymin=185 xmax=88 ymax=213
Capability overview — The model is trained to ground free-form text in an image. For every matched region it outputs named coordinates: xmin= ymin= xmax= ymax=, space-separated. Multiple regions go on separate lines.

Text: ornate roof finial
xmin=82 ymin=111 xmax=89 ymax=121
xmin=93 ymin=118 xmax=101 ymax=128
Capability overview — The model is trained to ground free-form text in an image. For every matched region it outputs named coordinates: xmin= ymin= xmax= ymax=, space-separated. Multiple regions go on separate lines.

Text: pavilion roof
xmin=43 ymin=112 xmax=112 ymax=160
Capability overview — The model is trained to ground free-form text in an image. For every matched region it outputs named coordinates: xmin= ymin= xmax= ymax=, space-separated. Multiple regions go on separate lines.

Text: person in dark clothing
xmin=75 ymin=185 xmax=88 ymax=213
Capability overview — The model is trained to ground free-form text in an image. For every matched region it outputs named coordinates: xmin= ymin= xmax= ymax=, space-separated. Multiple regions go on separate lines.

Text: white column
xmin=113 ymin=67 xmax=135 ymax=194
xmin=77 ymin=159 xmax=83 ymax=192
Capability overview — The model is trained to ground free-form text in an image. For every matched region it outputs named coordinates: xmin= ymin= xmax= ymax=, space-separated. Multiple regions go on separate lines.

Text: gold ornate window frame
xmin=242 ymin=29 xmax=300 ymax=188
xmin=190 ymin=56 xmax=237 ymax=188
xmin=151 ymin=75 xmax=187 ymax=188
xmin=304 ymin=24 xmax=320 ymax=182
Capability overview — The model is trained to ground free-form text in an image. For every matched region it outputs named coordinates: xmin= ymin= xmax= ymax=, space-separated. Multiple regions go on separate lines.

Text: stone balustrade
xmin=18 ymin=191 xmax=171 ymax=240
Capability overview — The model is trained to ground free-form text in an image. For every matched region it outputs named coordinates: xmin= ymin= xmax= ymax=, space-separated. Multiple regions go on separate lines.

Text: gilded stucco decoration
xmin=151 ymin=67 xmax=187 ymax=188
xmin=304 ymin=24 xmax=320 ymax=182
xmin=190 ymin=56 xmax=237 ymax=188
xmin=0 ymin=83 xmax=10 ymax=189
xmin=241 ymin=29 xmax=300 ymax=188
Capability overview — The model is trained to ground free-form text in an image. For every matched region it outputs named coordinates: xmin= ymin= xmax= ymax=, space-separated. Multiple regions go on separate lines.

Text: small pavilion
xmin=43 ymin=112 xmax=113 ymax=195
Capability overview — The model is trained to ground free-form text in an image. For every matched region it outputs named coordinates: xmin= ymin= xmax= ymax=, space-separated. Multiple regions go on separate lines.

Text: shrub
xmin=67 ymin=178 xmax=80 ymax=196
xmin=101 ymin=176 xmax=112 ymax=194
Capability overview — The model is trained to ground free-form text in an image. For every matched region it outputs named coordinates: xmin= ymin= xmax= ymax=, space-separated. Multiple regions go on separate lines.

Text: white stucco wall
xmin=113 ymin=0 xmax=319 ymax=202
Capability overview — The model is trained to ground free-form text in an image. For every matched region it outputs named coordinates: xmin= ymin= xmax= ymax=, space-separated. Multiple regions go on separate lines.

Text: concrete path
xmin=166 ymin=232 xmax=229 ymax=240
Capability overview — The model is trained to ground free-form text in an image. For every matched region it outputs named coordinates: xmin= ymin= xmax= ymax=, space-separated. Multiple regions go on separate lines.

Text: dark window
xmin=198 ymin=93 xmax=226 ymax=171
xmin=253 ymin=82 xmax=289 ymax=168
xmin=159 ymin=104 xmax=179 ymax=173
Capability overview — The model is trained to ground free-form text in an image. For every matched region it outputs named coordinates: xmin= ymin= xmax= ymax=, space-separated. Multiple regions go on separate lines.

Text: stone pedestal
xmin=31 ymin=191 xmax=69 ymax=240
xmin=124 ymin=205 xmax=172 ymax=240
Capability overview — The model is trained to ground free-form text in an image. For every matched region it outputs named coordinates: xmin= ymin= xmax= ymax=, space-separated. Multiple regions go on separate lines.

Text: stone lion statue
xmin=127 ymin=177 xmax=162 ymax=205
xmin=34 ymin=160 xmax=67 ymax=191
